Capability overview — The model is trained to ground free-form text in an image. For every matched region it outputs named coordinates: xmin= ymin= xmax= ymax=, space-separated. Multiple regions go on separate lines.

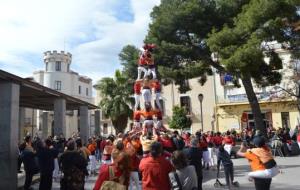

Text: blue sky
xmin=0 ymin=0 xmax=160 ymax=83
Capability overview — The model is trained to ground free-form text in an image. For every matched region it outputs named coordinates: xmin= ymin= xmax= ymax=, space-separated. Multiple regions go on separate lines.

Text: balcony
xmin=217 ymin=91 xmax=291 ymax=104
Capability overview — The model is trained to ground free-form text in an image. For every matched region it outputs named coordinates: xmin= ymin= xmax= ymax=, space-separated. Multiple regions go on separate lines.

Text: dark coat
xmin=59 ymin=150 xmax=88 ymax=190
xmin=37 ymin=147 xmax=55 ymax=174
xmin=21 ymin=146 xmax=39 ymax=174
xmin=184 ymin=147 xmax=203 ymax=176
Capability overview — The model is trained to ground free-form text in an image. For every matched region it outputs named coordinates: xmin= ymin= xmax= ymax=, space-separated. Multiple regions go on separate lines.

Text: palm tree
xmin=95 ymin=70 xmax=133 ymax=134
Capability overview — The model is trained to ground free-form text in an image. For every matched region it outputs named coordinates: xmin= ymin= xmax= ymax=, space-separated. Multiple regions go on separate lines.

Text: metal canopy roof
xmin=0 ymin=69 xmax=98 ymax=110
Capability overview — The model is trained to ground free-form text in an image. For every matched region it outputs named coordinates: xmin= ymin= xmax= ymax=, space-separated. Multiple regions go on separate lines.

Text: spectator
xmin=217 ymin=145 xmax=235 ymax=189
xmin=76 ymin=138 xmax=91 ymax=161
xmin=126 ymin=141 xmax=141 ymax=190
xmin=199 ymin=135 xmax=209 ymax=170
xmin=223 ymin=131 xmax=234 ymax=155
xmin=139 ymin=142 xmax=173 ymax=190
xmin=93 ymin=150 xmax=131 ymax=190
xmin=184 ymin=138 xmax=203 ymax=190
xmin=87 ymin=138 xmax=97 ymax=175
xmin=160 ymin=133 xmax=174 ymax=153
xmin=95 ymin=136 xmax=102 ymax=161
xmin=21 ymin=135 xmax=39 ymax=190
xmin=102 ymin=139 xmax=114 ymax=164
xmin=36 ymin=139 xmax=55 ymax=190
xmin=169 ymin=150 xmax=198 ymax=190
xmin=59 ymin=140 xmax=88 ymax=190
xmin=18 ymin=141 xmax=26 ymax=173
xmin=171 ymin=131 xmax=185 ymax=151
xmin=140 ymin=129 xmax=158 ymax=155
xmin=237 ymin=137 xmax=274 ymax=190
xmin=297 ymin=132 xmax=300 ymax=149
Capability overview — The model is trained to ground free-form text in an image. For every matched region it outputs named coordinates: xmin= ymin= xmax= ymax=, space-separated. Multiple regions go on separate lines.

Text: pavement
xmin=19 ymin=155 xmax=300 ymax=190
xmin=202 ymin=156 xmax=300 ymax=190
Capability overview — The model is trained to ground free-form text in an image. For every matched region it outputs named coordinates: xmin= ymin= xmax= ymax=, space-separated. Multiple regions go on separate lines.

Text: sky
xmin=0 ymin=0 xmax=160 ymax=83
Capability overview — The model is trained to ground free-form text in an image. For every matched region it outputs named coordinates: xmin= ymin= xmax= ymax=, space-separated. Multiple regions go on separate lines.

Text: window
xmin=46 ymin=63 xmax=48 ymax=71
xmin=180 ymin=96 xmax=191 ymax=115
xmin=67 ymin=64 xmax=70 ymax=72
xmin=86 ymin=88 xmax=89 ymax=96
xmin=103 ymin=123 xmax=108 ymax=134
xmin=55 ymin=61 xmax=61 ymax=71
xmin=78 ymin=86 xmax=81 ymax=94
xmin=281 ymin=112 xmax=290 ymax=128
xmin=54 ymin=81 xmax=61 ymax=90
xmin=242 ymin=111 xmax=272 ymax=130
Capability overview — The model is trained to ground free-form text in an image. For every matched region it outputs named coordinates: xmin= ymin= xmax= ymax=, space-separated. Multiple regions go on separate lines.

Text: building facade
xmin=95 ymin=44 xmax=300 ymax=134
xmin=22 ymin=50 xmax=95 ymax=139
xmin=215 ymin=43 xmax=299 ymax=132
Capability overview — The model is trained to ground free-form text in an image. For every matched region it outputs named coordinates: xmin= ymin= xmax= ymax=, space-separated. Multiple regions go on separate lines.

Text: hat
xmin=253 ymin=136 xmax=265 ymax=147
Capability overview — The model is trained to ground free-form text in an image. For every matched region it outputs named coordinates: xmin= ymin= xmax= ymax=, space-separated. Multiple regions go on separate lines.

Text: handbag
xmin=169 ymin=171 xmax=182 ymax=190
xmin=100 ymin=166 xmax=126 ymax=190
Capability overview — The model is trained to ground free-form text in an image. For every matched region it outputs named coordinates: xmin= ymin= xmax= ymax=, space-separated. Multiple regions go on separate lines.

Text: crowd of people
xmin=17 ymin=124 xmax=300 ymax=190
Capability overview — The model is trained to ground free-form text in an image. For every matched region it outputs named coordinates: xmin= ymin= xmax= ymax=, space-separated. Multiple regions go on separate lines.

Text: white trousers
xmin=142 ymin=89 xmax=152 ymax=103
xmin=155 ymin=120 xmax=163 ymax=129
xmin=144 ymin=120 xmax=154 ymax=127
xmin=89 ymin=155 xmax=97 ymax=172
xmin=155 ymin=92 xmax=162 ymax=110
xmin=202 ymin=150 xmax=210 ymax=164
xmin=137 ymin=66 xmax=147 ymax=80
xmin=224 ymin=144 xmax=232 ymax=155
xmin=134 ymin=94 xmax=140 ymax=110
xmin=147 ymin=68 xmax=157 ymax=79
xmin=53 ymin=158 xmax=60 ymax=178
xmin=129 ymin=171 xmax=141 ymax=190
xmin=208 ymin=147 xmax=215 ymax=166
xmin=134 ymin=121 xmax=141 ymax=129
xmin=248 ymin=166 xmax=279 ymax=179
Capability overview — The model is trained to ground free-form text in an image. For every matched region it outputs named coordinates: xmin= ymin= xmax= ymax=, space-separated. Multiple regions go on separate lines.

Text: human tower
xmin=132 ymin=44 xmax=167 ymax=134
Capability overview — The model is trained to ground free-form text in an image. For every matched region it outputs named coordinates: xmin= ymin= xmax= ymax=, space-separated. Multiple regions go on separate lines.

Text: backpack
xmin=100 ymin=166 xmax=126 ymax=190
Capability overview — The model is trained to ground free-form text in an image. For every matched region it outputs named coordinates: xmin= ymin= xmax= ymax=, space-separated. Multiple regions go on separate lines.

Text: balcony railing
xmin=217 ymin=91 xmax=292 ymax=104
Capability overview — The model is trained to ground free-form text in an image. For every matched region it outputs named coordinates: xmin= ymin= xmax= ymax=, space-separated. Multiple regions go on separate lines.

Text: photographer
xmin=237 ymin=136 xmax=278 ymax=190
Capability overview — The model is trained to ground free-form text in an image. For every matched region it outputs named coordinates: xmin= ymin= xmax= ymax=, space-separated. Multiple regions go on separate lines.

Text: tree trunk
xmin=241 ymin=76 xmax=266 ymax=135
xmin=112 ymin=114 xmax=128 ymax=135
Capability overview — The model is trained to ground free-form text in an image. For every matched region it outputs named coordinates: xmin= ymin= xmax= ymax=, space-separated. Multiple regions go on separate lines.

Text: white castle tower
xmin=31 ymin=50 xmax=94 ymax=138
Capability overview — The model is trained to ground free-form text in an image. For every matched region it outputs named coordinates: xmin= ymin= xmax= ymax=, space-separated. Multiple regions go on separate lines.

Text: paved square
xmin=26 ymin=156 xmax=300 ymax=190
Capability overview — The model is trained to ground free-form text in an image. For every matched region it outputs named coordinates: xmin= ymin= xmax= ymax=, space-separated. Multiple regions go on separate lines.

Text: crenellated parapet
xmin=43 ymin=50 xmax=72 ymax=64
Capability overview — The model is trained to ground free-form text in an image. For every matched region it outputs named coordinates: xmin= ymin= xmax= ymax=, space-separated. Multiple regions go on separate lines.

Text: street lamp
xmin=198 ymin=93 xmax=204 ymax=132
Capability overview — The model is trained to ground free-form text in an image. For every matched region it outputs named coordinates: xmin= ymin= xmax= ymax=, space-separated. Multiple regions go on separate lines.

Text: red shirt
xmin=134 ymin=82 xmax=141 ymax=95
xmin=297 ymin=134 xmax=300 ymax=142
xmin=223 ymin=136 xmax=234 ymax=145
xmin=93 ymin=164 xmax=123 ymax=190
xmin=159 ymin=137 xmax=173 ymax=149
xmin=139 ymin=156 xmax=173 ymax=190
xmin=151 ymin=81 xmax=161 ymax=92
xmin=100 ymin=140 xmax=106 ymax=152
xmin=133 ymin=111 xmax=141 ymax=121
xmin=213 ymin=136 xmax=223 ymax=146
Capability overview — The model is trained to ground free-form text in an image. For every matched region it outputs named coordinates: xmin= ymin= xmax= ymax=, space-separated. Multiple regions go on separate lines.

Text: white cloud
xmin=0 ymin=0 xmax=160 ymax=83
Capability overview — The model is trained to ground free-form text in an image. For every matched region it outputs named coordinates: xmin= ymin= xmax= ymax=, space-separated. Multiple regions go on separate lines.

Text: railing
xmin=217 ymin=91 xmax=290 ymax=104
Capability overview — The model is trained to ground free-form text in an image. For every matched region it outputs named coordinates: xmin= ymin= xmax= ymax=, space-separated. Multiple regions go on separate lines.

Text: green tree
xmin=146 ymin=0 xmax=251 ymax=92
xmin=169 ymin=106 xmax=192 ymax=130
xmin=146 ymin=0 xmax=299 ymax=135
xmin=94 ymin=70 xmax=133 ymax=134
xmin=207 ymin=0 xmax=300 ymax=134
xmin=119 ymin=45 xmax=141 ymax=81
